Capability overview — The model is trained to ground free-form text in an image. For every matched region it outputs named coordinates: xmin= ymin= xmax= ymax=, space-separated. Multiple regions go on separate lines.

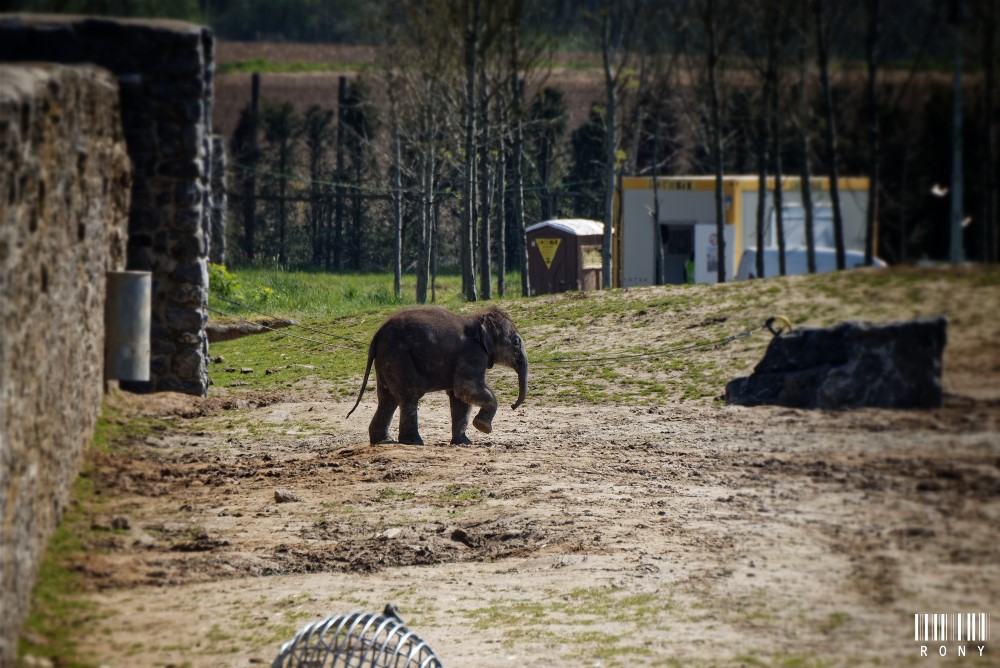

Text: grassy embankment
xmin=203 ymin=265 xmax=996 ymax=405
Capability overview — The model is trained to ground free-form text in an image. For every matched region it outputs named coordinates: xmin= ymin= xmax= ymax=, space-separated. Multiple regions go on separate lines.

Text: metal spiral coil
xmin=272 ymin=604 xmax=443 ymax=668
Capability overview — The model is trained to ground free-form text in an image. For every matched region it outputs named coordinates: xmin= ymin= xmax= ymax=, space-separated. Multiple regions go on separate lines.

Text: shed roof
xmin=525 ymin=219 xmax=605 ymax=236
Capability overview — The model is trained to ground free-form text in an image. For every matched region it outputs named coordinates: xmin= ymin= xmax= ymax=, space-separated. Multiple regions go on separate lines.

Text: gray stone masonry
xmin=726 ymin=316 xmax=947 ymax=409
xmin=0 ymin=13 xmax=217 ymax=395
xmin=0 ymin=63 xmax=131 ymax=667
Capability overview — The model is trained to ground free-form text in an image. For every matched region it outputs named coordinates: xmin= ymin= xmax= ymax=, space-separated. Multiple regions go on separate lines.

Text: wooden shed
xmin=526 ymin=219 xmax=604 ymax=296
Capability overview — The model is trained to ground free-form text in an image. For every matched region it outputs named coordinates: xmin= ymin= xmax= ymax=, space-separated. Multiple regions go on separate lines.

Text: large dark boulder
xmin=726 ymin=316 xmax=947 ymax=409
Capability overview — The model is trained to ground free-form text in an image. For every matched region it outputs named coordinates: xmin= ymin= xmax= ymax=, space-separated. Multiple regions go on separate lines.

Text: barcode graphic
xmin=914 ymin=613 xmax=990 ymax=642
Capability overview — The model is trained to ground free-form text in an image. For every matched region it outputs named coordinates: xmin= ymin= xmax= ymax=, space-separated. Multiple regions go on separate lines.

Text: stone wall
xmin=0 ymin=63 xmax=131 ymax=666
xmin=0 ymin=13 xmax=217 ymax=396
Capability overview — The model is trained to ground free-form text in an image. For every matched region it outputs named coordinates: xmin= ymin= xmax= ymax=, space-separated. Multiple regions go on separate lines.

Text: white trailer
xmin=612 ymin=175 xmax=873 ymax=286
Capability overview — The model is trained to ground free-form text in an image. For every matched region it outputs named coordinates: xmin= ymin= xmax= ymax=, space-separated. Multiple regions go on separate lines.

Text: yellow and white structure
xmin=613 ymin=175 xmax=873 ymax=286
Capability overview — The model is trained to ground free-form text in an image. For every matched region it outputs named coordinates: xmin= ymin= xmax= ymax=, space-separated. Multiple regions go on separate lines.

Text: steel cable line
xmin=530 ymin=328 xmax=757 ymax=367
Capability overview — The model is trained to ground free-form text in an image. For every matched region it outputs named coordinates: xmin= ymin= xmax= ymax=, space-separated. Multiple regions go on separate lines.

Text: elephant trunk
xmin=511 ymin=353 xmax=528 ymax=410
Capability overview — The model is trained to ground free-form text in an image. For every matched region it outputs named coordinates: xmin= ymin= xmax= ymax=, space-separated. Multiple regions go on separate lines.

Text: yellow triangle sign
xmin=535 ymin=238 xmax=561 ymax=269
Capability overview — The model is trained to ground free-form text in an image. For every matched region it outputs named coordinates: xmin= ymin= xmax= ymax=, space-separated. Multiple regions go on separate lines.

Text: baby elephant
xmin=347 ymin=306 xmax=528 ymax=445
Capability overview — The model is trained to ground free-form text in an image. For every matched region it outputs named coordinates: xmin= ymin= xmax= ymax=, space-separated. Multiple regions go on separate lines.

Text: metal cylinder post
xmin=105 ymin=271 xmax=151 ymax=381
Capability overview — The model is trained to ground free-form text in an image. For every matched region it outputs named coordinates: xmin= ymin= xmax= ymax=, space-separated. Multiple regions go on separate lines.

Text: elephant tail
xmin=346 ymin=338 xmax=377 ymax=418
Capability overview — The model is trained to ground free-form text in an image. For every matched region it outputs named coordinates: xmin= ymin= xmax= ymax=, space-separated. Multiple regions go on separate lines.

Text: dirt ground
xmin=32 ymin=271 xmax=1000 ymax=668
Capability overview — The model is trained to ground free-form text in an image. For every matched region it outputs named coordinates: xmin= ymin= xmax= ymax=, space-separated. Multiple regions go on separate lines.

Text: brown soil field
xmin=23 ymin=267 xmax=1000 ymax=667
xmin=212 ymin=40 xmax=608 ymax=138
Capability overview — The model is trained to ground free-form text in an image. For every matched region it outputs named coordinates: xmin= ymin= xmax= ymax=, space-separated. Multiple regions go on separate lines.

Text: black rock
xmin=726 ymin=316 xmax=946 ymax=409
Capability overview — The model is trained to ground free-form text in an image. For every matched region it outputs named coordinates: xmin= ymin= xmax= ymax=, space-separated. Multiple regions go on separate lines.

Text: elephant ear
xmin=476 ymin=320 xmax=496 ymax=369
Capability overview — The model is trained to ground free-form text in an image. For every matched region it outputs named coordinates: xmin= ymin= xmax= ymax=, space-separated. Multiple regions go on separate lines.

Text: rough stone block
xmin=173 ymin=347 xmax=205 ymax=379
xmin=726 ymin=316 xmax=947 ymax=409
xmin=165 ymin=306 xmax=206 ymax=332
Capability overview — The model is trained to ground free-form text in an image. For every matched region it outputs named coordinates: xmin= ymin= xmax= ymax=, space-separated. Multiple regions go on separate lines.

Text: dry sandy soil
xmin=28 ymin=269 xmax=1000 ymax=667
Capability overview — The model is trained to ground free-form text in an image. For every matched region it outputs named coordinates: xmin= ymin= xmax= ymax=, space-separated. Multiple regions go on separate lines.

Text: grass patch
xmin=467 ymin=586 xmax=674 ymax=662
xmin=439 ymin=485 xmax=485 ymax=504
xmin=17 ymin=495 xmax=100 ymax=667
xmin=216 ymin=57 xmax=371 ymax=75
xmin=18 ymin=399 xmax=166 ymax=664
xmin=379 ymin=486 xmax=415 ymax=501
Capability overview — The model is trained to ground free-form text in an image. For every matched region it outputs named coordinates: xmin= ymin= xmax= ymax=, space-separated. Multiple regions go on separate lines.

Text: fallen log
xmin=206 ymin=319 xmax=297 ymax=343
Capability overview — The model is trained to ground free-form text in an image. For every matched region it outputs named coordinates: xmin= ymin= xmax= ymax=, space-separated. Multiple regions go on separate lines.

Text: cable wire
xmin=531 ymin=329 xmax=756 ymax=367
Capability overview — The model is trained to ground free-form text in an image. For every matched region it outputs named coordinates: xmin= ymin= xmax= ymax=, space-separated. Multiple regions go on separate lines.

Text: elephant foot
xmin=369 ymin=429 xmax=392 ymax=445
xmin=451 ymin=433 xmax=473 ymax=445
xmin=399 ymin=434 xmax=424 ymax=446
xmin=472 ymin=414 xmax=493 ymax=434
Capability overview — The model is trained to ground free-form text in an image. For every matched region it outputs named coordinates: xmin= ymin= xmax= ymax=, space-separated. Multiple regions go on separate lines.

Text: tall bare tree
xmin=262 ymin=100 xmax=303 ymax=266
xmin=231 ymin=73 xmax=260 ymax=263
xmin=796 ymin=5 xmax=818 ymax=273
xmin=769 ymin=2 xmax=793 ymax=276
xmin=303 ymin=105 xmax=334 ymax=266
xmin=980 ymin=0 xmax=998 ymax=263
xmin=334 ymin=76 xmax=347 ymax=270
xmin=595 ymin=0 xmax=642 ymax=288
xmin=478 ymin=63 xmax=493 ymax=300
xmin=815 ymin=0 xmax=846 ymax=269
xmin=947 ymin=1 xmax=967 ymax=264
xmin=388 ymin=70 xmax=403 ymax=300
xmin=704 ymin=0 xmax=728 ymax=282
xmin=462 ymin=0 xmax=481 ymax=301
xmin=983 ymin=0 xmax=999 ymax=262
xmin=864 ymin=0 xmax=881 ymax=265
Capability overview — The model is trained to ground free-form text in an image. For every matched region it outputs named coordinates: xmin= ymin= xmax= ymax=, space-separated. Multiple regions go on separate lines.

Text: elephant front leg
xmin=454 ymin=379 xmax=498 ymax=435
xmin=447 ymin=391 xmax=473 ymax=445
xmin=368 ymin=383 xmax=398 ymax=445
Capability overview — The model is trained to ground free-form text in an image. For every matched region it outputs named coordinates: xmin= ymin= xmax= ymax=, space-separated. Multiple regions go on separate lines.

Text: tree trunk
xmin=755 ymin=112 xmax=768 ymax=279
xmin=277 ymin=142 xmax=288 ymax=266
xmin=652 ymin=114 xmax=665 ymax=284
xmin=462 ymin=0 xmax=480 ymax=301
xmin=390 ymin=77 xmax=402 ymax=301
xmin=797 ymin=16 xmax=817 ymax=273
xmin=771 ymin=56 xmax=786 ymax=276
xmin=497 ymin=106 xmax=508 ymax=298
xmin=417 ymin=91 xmax=434 ymax=304
xmin=479 ymin=65 xmax=492 ymax=300
xmin=864 ymin=0 xmax=880 ymax=265
xmin=432 ymin=197 xmax=440 ymax=302
xmin=984 ymin=0 xmax=997 ymax=262
xmin=601 ymin=8 xmax=617 ymax=289
xmin=707 ymin=0 xmax=727 ymax=283
xmin=815 ymin=0 xmax=846 ymax=270
xmin=352 ymin=157 xmax=363 ymax=270
xmin=242 ymin=73 xmax=260 ymax=262
xmin=949 ymin=17 xmax=965 ymax=264
xmin=513 ymin=76 xmax=529 ymax=297
xmin=756 ymin=46 xmax=772 ymax=279
xmin=334 ymin=76 xmax=346 ymax=271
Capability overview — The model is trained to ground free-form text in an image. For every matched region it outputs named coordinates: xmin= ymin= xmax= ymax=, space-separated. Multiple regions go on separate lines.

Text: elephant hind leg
xmin=368 ymin=383 xmax=398 ymax=445
xmin=454 ymin=379 xmax=497 ymax=435
xmin=397 ymin=400 xmax=424 ymax=446
xmin=448 ymin=391 xmax=473 ymax=445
